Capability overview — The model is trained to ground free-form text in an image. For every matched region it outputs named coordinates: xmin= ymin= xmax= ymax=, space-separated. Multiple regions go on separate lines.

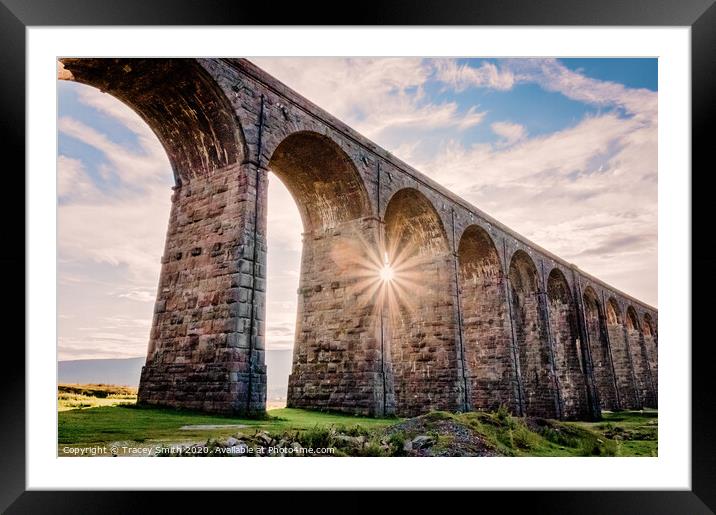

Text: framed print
xmin=3 ymin=0 xmax=714 ymax=512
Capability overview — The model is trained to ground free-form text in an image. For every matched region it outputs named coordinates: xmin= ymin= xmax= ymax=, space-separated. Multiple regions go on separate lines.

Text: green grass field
xmin=57 ymin=385 xmax=657 ymax=457
xmin=59 ymin=405 xmax=396 ymax=446
xmin=570 ymin=410 xmax=658 ymax=457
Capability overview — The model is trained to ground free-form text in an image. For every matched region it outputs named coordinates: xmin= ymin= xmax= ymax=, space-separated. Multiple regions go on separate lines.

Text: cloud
xmin=58 ymin=155 xmax=97 ymax=200
xmin=58 ymin=115 xmax=168 ymax=187
xmin=58 ymin=335 xmax=148 ymax=360
xmin=117 ymin=289 xmax=157 ymax=303
xmin=434 ymin=58 xmax=657 ymax=122
xmin=251 ymin=57 xmax=487 ymax=141
xmin=434 ymin=59 xmax=516 ymax=91
xmin=491 ymin=121 xmax=526 ymax=146
xmin=58 ymin=83 xmax=174 ymax=285
xmin=58 ymin=184 xmax=172 ymax=285
xmin=75 ymin=85 xmax=157 ymax=136
xmin=506 ymin=58 xmax=657 ymax=119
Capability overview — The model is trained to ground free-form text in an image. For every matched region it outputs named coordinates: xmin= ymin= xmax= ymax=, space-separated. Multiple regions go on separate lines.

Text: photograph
xmin=56 ymin=56 xmax=658 ymax=458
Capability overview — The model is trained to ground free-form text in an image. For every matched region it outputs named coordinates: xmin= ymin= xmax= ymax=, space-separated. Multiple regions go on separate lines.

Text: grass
xmin=58 ymin=384 xmax=137 ymax=412
xmin=571 ymin=409 xmax=658 ymax=457
xmin=387 ymin=409 xmax=656 ymax=457
xmin=59 ymin=405 xmax=396 ymax=446
xmin=57 ymin=385 xmax=657 ymax=457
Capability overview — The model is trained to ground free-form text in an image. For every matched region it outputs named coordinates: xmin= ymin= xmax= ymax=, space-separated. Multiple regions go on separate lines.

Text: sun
xmin=379 ymin=253 xmax=395 ymax=282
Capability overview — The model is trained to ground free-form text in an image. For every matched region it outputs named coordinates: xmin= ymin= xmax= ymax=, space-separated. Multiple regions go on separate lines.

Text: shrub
xmin=355 ymin=441 xmax=388 ymax=457
xmin=496 ymin=404 xmax=511 ymax=424
xmin=512 ymin=423 xmax=538 ymax=450
xmin=300 ymin=425 xmax=334 ymax=449
xmin=386 ymin=431 xmax=408 ymax=456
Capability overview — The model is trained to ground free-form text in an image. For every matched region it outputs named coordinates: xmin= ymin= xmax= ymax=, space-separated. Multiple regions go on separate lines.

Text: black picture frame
xmin=2 ymin=0 xmax=713 ymax=511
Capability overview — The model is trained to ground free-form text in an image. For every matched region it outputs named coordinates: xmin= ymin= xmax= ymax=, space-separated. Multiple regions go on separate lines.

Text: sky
xmin=57 ymin=57 xmax=657 ymax=368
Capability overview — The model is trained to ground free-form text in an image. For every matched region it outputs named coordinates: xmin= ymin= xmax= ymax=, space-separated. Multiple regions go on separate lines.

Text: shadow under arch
xmin=59 ymin=58 xmax=246 ymax=185
xmin=383 ymin=188 xmax=461 ymax=416
xmin=547 ymin=268 xmax=590 ymax=419
xmin=626 ymin=307 xmax=657 ymax=407
xmin=606 ymin=297 xmax=640 ymax=408
xmin=508 ymin=250 xmax=557 ymax=418
xmin=582 ymin=286 xmax=618 ymax=411
xmin=642 ymin=312 xmax=658 ymax=393
xmin=267 ymin=131 xmax=372 ymax=232
xmin=457 ymin=224 xmax=516 ymax=412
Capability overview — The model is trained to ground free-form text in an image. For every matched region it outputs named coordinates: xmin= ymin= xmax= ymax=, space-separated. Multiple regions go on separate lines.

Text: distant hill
xmin=58 ymin=357 xmax=144 ymax=386
xmin=58 ymin=349 xmax=293 ymax=401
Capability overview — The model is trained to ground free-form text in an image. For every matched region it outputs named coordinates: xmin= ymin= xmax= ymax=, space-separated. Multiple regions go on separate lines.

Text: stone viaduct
xmin=59 ymin=58 xmax=658 ymax=420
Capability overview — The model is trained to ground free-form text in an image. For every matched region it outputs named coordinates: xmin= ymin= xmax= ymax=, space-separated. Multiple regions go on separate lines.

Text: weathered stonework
xmin=547 ymin=270 xmax=590 ymax=419
xmin=627 ymin=307 xmax=657 ymax=408
xmin=459 ymin=225 xmax=517 ymax=414
xmin=606 ymin=298 xmax=640 ymax=409
xmin=509 ymin=251 xmax=560 ymax=419
xmin=583 ymin=287 xmax=619 ymax=411
xmin=384 ymin=189 xmax=465 ymax=417
xmin=137 ymin=161 xmax=267 ymax=414
xmin=59 ymin=57 xmax=658 ymax=419
xmin=286 ymin=220 xmax=388 ymax=416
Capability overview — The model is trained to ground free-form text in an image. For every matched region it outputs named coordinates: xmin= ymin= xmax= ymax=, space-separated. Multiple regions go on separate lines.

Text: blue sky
xmin=57 ymin=58 xmax=658 ymax=378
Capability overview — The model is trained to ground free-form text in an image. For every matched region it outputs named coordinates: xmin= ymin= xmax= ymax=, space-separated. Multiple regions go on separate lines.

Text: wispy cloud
xmin=505 ymin=58 xmax=657 ymax=119
xmin=434 ymin=59 xmax=516 ymax=91
xmin=251 ymin=57 xmax=488 ymax=140
xmin=58 ymin=155 xmax=97 ymax=200
xmin=408 ymin=75 xmax=656 ymax=302
xmin=491 ymin=121 xmax=526 ymax=146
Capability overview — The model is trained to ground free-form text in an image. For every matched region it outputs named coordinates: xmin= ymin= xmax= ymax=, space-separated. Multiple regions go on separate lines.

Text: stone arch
xmin=508 ymin=250 xmax=556 ymax=418
xmin=626 ymin=306 xmax=640 ymax=332
xmin=643 ymin=313 xmax=656 ymax=338
xmin=643 ymin=312 xmax=658 ymax=397
xmin=547 ymin=268 xmax=589 ymax=419
xmin=268 ymin=131 xmax=372 ymax=233
xmin=384 ymin=188 xmax=450 ymax=259
xmin=626 ymin=306 xmax=655 ymax=407
xmin=61 ymin=59 xmax=264 ymax=415
xmin=582 ymin=287 xmax=618 ymax=410
xmin=625 ymin=306 xmax=651 ymax=406
xmin=606 ymin=298 xmax=622 ymax=325
xmin=457 ymin=225 xmax=515 ymax=412
xmin=59 ymin=58 xmax=245 ymax=185
xmin=268 ymin=132 xmax=382 ymax=415
xmin=383 ymin=188 xmax=460 ymax=416
xmin=606 ymin=298 xmax=639 ymax=408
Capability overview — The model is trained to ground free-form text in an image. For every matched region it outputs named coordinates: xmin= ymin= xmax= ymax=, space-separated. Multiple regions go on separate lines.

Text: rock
xmin=256 ymin=431 xmax=273 ymax=446
xmin=225 ymin=437 xmax=240 ymax=447
xmin=334 ymin=434 xmax=365 ymax=447
xmin=411 ymin=435 xmax=436 ymax=449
